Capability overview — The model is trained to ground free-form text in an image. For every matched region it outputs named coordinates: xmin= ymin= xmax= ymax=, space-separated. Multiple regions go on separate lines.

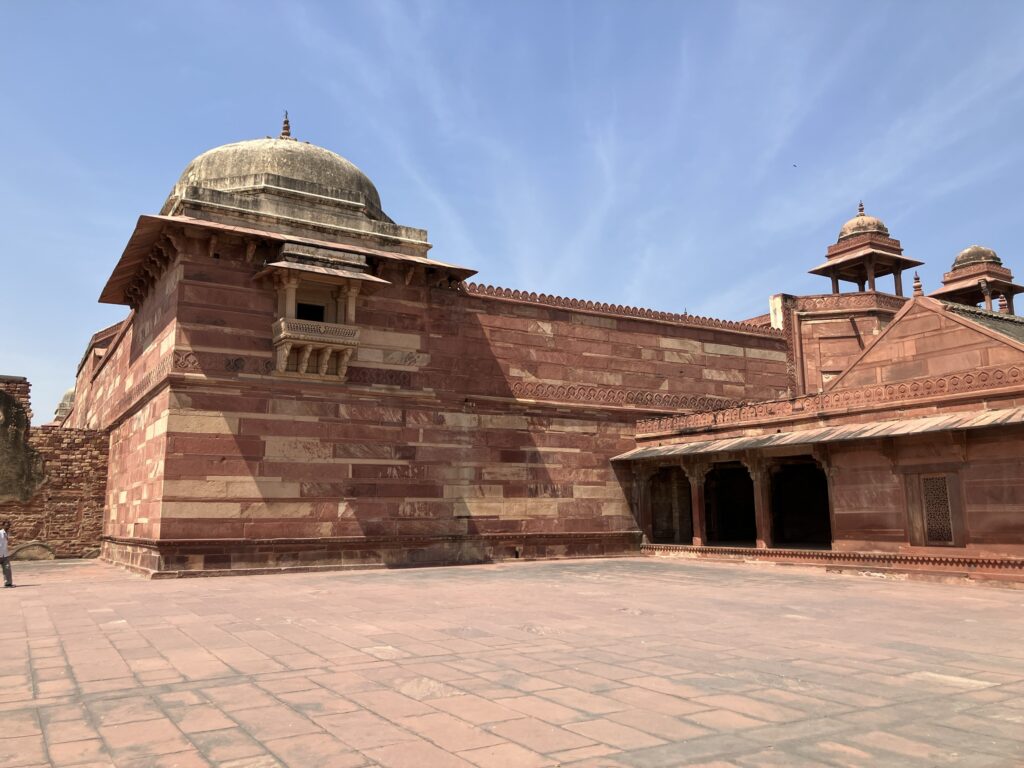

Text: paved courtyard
xmin=1 ymin=557 xmax=1022 ymax=768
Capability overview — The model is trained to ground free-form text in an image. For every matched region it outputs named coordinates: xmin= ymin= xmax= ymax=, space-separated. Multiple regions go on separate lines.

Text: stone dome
xmin=838 ymin=202 xmax=889 ymax=241
xmin=54 ymin=387 xmax=75 ymax=421
xmin=952 ymin=245 xmax=1001 ymax=270
xmin=164 ymin=119 xmax=385 ymax=219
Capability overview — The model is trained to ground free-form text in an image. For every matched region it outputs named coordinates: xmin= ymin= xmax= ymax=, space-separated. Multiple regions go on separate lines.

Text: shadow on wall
xmin=157 ymin=279 xmax=640 ymax=570
xmin=0 ymin=391 xmax=42 ymax=502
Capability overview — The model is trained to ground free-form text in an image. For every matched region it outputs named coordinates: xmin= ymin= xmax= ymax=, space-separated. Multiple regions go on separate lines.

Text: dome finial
xmin=857 ymin=200 xmax=865 ymax=216
xmin=912 ymin=272 xmax=923 ymax=297
xmin=280 ymin=110 xmax=292 ymax=139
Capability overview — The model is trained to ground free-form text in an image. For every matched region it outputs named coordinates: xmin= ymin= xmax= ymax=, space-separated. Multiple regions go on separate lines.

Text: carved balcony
xmin=272 ymin=318 xmax=360 ymax=378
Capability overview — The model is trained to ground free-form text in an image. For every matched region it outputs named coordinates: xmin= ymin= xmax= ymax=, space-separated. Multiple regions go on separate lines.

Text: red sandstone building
xmin=2 ymin=120 xmax=1022 ymax=581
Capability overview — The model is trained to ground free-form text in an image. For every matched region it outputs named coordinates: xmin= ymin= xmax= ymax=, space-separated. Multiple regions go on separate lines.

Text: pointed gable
xmin=827 ymin=297 xmax=1024 ymax=391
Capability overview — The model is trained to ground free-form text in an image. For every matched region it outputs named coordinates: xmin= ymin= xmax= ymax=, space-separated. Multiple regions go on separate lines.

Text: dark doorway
xmin=705 ymin=463 xmax=756 ymax=545
xmin=771 ymin=461 xmax=832 ymax=548
xmin=650 ymin=467 xmax=692 ymax=544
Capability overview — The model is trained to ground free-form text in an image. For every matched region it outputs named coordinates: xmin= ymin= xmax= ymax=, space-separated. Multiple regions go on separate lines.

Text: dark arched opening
xmin=770 ymin=460 xmax=832 ymax=548
xmin=650 ymin=466 xmax=692 ymax=544
xmin=705 ymin=463 xmax=756 ymax=546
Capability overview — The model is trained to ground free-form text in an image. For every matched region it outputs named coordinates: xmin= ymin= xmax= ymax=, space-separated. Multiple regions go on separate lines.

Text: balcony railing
xmin=272 ymin=318 xmax=360 ymax=378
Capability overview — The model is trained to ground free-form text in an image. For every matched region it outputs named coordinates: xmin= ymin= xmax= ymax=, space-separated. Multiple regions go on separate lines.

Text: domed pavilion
xmin=808 ymin=203 xmax=922 ymax=295
xmin=929 ymin=244 xmax=1021 ymax=314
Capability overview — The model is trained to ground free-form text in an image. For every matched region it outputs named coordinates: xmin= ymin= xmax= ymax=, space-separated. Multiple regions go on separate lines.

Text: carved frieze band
xmin=793 ymin=293 xmax=907 ymax=312
xmin=511 ymin=381 xmax=741 ymax=411
xmin=111 ymin=355 xmax=173 ymax=422
xmin=346 ymin=367 xmax=414 ymax=388
xmin=173 ymin=350 xmax=274 ymax=375
xmin=637 ymin=364 xmax=1024 ymax=434
xmin=463 ymin=283 xmax=784 ymax=338
xmin=641 ymin=543 xmax=1024 ymax=571
xmin=941 ymin=262 xmax=1014 ymax=282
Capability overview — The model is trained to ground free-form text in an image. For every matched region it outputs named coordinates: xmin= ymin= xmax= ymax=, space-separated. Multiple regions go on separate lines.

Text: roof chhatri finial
xmin=912 ymin=272 xmax=923 ymax=297
xmin=857 ymin=200 xmax=865 ymax=216
xmin=280 ymin=110 xmax=292 ymax=139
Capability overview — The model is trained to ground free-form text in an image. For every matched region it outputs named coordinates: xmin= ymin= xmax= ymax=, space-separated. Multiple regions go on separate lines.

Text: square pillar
xmin=743 ymin=459 xmax=773 ymax=549
xmin=632 ymin=467 xmax=655 ymax=543
xmin=894 ymin=270 xmax=904 ymax=297
xmin=682 ymin=462 xmax=709 ymax=546
xmin=279 ymin=275 xmax=300 ymax=319
xmin=346 ymin=282 xmax=361 ymax=324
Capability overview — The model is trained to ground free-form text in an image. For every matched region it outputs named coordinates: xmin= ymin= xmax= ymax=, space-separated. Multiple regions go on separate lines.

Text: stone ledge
xmin=102 ymin=531 xmax=643 ymax=578
xmin=641 ymin=543 xmax=1024 ymax=584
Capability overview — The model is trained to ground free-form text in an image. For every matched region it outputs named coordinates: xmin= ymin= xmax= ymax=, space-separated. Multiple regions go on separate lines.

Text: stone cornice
xmin=792 ymin=292 xmax=907 ymax=313
xmin=636 ymin=363 xmax=1024 ymax=436
xmin=462 ymin=283 xmax=785 ymax=338
xmin=941 ymin=261 xmax=1013 ymax=283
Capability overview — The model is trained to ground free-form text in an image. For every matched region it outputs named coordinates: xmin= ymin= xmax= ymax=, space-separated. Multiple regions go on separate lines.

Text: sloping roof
xmin=942 ymin=302 xmax=1024 ymax=344
xmin=614 ymin=406 xmax=1024 ymax=461
xmin=100 ymin=214 xmax=477 ymax=305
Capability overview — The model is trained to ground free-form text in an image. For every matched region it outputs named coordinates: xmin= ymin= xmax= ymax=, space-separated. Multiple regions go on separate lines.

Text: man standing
xmin=0 ymin=520 xmax=13 ymax=588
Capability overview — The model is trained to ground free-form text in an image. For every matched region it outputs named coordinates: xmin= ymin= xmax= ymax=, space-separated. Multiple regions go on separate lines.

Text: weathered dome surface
xmin=952 ymin=245 xmax=1001 ymax=270
xmin=167 ymin=136 xmax=384 ymax=215
xmin=838 ymin=203 xmax=889 ymax=241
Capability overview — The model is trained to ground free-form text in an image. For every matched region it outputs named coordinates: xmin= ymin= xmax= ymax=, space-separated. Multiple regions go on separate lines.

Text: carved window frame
xmin=902 ymin=467 xmax=966 ymax=548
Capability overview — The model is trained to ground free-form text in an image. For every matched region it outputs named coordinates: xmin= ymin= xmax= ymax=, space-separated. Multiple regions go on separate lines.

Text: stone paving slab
xmin=0 ymin=557 xmax=1022 ymax=767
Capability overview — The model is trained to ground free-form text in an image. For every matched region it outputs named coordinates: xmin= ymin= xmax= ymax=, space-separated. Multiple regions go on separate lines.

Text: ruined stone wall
xmin=0 ymin=377 xmax=108 ymax=557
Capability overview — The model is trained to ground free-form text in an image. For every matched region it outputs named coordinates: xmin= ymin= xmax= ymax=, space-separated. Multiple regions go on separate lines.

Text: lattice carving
xmin=462 ymin=283 xmax=784 ymax=337
xmin=922 ymin=475 xmax=954 ymax=545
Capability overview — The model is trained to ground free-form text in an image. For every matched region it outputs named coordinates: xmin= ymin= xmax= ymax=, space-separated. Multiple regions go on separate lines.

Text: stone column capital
xmin=681 ymin=461 xmax=710 ymax=483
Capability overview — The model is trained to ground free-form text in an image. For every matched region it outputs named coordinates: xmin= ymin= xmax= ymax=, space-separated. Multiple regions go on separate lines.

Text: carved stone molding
xmin=510 ymin=381 xmax=741 ymax=411
xmin=346 ymin=367 xmax=414 ymax=388
xmin=462 ymin=283 xmax=785 ymax=338
xmin=172 ymin=351 xmax=200 ymax=371
xmin=793 ymin=293 xmax=907 ymax=313
xmin=640 ymin=543 xmax=1024 ymax=573
xmin=172 ymin=350 xmax=274 ymax=376
xmin=636 ymin=363 xmax=1024 ymax=435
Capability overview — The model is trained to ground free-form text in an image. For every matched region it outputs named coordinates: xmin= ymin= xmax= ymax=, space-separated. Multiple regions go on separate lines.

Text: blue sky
xmin=3 ymin=1 xmax=1024 ymax=421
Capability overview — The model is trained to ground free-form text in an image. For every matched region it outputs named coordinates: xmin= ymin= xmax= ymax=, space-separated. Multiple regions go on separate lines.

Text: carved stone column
xmin=632 ymin=466 xmax=655 ymax=544
xmin=346 ymin=282 xmax=361 ymax=324
xmin=682 ymin=462 xmax=709 ymax=546
xmin=742 ymin=457 xmax=773 ymax=549
xmin=979 ymin=278 xmax=993 ymax=312
xmin=331 ymin=286 xmax=348 ymax=325
xmin=278 ymin=274 xmax=300 ymax=319
xmin=812 ymin=447 xmax=838 ymax=551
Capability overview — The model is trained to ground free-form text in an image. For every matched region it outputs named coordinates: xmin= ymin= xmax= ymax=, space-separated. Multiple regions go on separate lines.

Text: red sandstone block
xmin=261 ymin=462 xmax=354 ymax=482
xmin=168 ymin=435 xmax=265 ymax=457
xmin=160 ymin=519 xmax=247 ymax=538
xmin=240 ymin=419 xmax=331 ymax=438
